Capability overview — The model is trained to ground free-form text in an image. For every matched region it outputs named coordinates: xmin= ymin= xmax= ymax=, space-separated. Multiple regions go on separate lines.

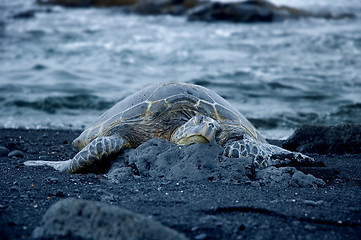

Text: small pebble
xmin=304 ymin=200 xmax=323 ymax=206
xmin=55 ymin=190 xmax=65 ymax=197
xmin=245 ymin=180 xmax=252 ymax=185
xmin=191 ymin=226 xmax=199 ymax=232
xmin=0 ymin=204 xmax=8 ymax=210
xmin=8 ymin=150 xmax=25 ymax=158
xmin=8 ymin=221 xmax=16 ymax=226
xmin=28 ymin=149 xmax=38 ymax=154
xmin=195 ymin=233 xmax=207 ymax=240
xmin=44 ymin=177 xmax=59 ymax=183
xmin=334 ymin=179 xmax=344 ymax=184
xmin=0 ymin=146 xmax=10 ymax=156
xmin=20 ymin=195 xmax=29 ymax=200
xmin=237 ymin=224 xmax=245 ymax=231
xmin=10 ymin=186 xmax=20 ymax=192
xmin=304 ymin=224 xmax=316 ymax=231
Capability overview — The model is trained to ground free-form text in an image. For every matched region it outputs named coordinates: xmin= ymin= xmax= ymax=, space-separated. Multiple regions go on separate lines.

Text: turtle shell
xmin=74 ymin=82 xmax=265 ymax=149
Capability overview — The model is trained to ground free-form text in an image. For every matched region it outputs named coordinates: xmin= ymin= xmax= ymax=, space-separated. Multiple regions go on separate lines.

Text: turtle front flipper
xmin=224 ymin=135 xmax=313 ymax=169
xmin=171 ymin=115 xmax=221 ymax=145
xmin=24 ymin=135 xmax=127 ymax=173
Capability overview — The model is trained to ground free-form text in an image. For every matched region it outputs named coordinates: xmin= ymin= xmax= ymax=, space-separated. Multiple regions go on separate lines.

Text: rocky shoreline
xmin=0 ymin=125 xmax=360 ymax=239
xmin=14 ymin=0 xmax=354 ymax=22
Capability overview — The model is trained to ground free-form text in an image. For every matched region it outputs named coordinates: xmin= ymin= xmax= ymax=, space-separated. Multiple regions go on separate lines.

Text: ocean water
xmin=1 ymin=0 xmax=361 ymax=139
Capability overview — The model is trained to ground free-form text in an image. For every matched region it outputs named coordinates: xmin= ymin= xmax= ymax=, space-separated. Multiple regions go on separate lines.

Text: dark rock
xmin=255 ymin=166 xmax=326 ymax=188
xmin=283 ymin=124 xmax=361 ymax=154
xmin=37 ymin=0 xmax=138 ymax=7
xmin=38 ymin=0 xmax=200 ymax=13
xmin=36 ymin=0 xmax=355 ymax=21
xmin=109 ymin=138 xmax=327 ymax=187
xmin=106 ymin=166 xmax=134 ymax=183
xmin=0 ymin=146 xmax=10 ymax=157
xmin=290 ymin=170 xmax=326 ymax=188
xmin=11 ymin=8 xmax=53 ymax=19
xmin=295 ymin=166 xmax=338 ymax=184
xmin=32 ymin=198 xmax=188 ymax=240
xmin=108 ymin=138 xmax=252 ymax=184
xmin=187 ymin=0 xmax=355 ymax=23
xmin=12 ymin=10 xmax=36 ymax=19
xmin=8 ymin=150 xmax=24 ymax=158
xmin=188 ymin=1 xmax=275 ymax=23
xmin=133 ymin=0 xmax=201 ymax=15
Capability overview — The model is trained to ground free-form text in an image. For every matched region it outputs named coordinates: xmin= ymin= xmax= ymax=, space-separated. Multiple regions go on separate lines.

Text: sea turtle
xmin=24 ymin=82 xmax=311 ymax=173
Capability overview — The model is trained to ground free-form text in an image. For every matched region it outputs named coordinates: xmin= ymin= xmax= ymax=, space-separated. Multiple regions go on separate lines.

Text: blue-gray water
xmin=1 ymin=0 xmax=361 ymax=139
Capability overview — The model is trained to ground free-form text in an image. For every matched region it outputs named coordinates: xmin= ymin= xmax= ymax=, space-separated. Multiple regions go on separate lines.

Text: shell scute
xmin=123 ymin=85 xmax=158 ymax=106
xmin=185 ymin=86 xmax=215 ymax=103
xmin=147 ymin=84 xmax=175 ymax=101
xmin=103 ymin=113 xmax=122 ymax=130
xmin=166 ymin=94 xmax=198 ymax=105
xmin=214 ymin=104 xmax=239 ymax=121
xmin=122 ymin=102 xmax=148 ymax=121
xmin=196 ymin=101 xmax=216 ymax=119
xmin=148 ymin=100 xmax=168 ymax=118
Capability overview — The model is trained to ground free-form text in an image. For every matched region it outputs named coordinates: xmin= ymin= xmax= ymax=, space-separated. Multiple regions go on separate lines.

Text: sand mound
xmin=107 ymin=139 xmax=325 ymax=188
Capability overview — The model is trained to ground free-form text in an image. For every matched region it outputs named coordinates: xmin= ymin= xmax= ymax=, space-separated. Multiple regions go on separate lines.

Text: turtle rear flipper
xmin=223 ymin=135 xmax=314 ymax=168
xmin=24 ymin=135 xmax=127 ymax=173
xmin=24 ymin=159 xmax=73 ymax=172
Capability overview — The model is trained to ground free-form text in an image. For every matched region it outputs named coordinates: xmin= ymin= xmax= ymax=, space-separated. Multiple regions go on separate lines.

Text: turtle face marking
xmin=171 ymin=115 xmax=221 ymax=145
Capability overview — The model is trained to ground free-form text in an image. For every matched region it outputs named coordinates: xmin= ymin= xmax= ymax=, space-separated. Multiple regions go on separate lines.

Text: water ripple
xmin=5 ymin=94 xmax=115 ymax=114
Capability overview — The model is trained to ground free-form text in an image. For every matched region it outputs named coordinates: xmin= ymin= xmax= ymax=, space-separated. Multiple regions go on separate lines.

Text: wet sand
xmin=0 ymin=128 xmax=360 ymax=239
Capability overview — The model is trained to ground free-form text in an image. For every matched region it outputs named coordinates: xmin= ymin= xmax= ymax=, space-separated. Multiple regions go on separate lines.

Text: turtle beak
xmin=198 ymin=121 xmax=218 ymax=143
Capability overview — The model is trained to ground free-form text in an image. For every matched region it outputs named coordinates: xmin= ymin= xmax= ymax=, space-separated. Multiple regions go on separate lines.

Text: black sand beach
xmin=1 ymin=127 xmax=361 ymax=239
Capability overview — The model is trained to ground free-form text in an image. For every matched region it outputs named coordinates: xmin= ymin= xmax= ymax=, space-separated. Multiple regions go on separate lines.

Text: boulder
xmin=188 ymin=1 xmax=275 ymax=23
xmin=133 ymin=0 xmax=202 ymax=15
xmin=108 ymin=138 xmax=252 ymax=184
xmin=255 ymin=166 xmax=326 ymax=188
xmin=37 ymin=0 xmax=355 ymax=21
xmin=32 ymin=198 xmax=188 ymax=240
xmin=284 ymin=124 xmax=361 ymax=155
xmin=187 ymin=0 xmax=355 ymax=23
xmin=37 ymin=0 xmax=138 ymax=7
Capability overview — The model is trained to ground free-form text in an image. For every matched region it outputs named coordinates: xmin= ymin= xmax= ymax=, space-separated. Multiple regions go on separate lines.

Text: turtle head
xmin=72 ymin=136 xmax=87 ymax=150
xmin=72 ymin=126 xmax=100 ymax=150
xmin=171 ymin=115 xmax=221 ymax=145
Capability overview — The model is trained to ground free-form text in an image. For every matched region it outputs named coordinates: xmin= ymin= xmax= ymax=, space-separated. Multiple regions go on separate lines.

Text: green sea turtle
xmin=24 ymin=82 xmax=312 ymax=173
